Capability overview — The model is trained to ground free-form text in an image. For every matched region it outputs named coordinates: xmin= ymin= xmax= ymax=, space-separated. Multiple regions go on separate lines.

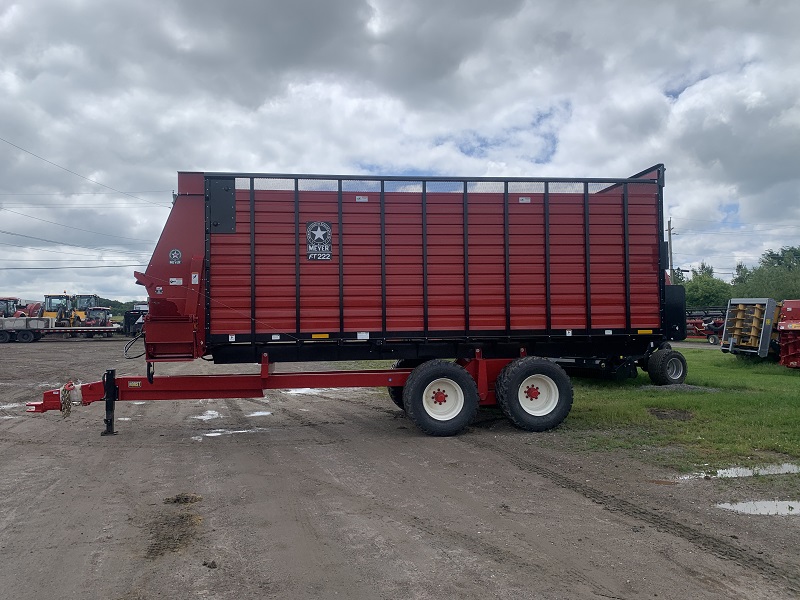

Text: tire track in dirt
xmin=241 ymin=401 xmax=652 ymax=599
xmin=465 ymin=437 xmax=800 ymax=593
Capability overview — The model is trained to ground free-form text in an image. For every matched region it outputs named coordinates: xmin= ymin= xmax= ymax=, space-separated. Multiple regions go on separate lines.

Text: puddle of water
xmin=717 ymin=501 xmax=798 ymax=516
xmin=117 ymin=417 xmax=132 ymax=421
xmin=191 ymin=410 xmax=221 ymax=421
xmin=282 ymin=388 xmax=326 ymax=395
xmin=132 ymin=401 xmax=146 ymax=405
xmin=245 ymin=411 xmax=272 ymax=417
xmin=680 ymin=463 xmax=800 ymax=480
xmin=191 ymin=427 xmax=267 ymax=441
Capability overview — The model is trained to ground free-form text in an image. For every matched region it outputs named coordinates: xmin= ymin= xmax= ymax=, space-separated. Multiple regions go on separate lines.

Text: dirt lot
xmin=1 ymin=337 xmax=798 ymax=599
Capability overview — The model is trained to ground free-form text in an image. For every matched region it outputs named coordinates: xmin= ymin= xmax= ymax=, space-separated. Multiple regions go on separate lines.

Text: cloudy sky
xmin=1 ymin=0 xmax=798 ymax=301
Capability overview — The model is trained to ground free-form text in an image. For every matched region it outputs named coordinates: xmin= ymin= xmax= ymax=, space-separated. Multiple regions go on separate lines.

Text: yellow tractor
xmin=72 ymin=294 xmax=100 ymax=327
xmin=42 ymin=294 xmax=74 ymax=327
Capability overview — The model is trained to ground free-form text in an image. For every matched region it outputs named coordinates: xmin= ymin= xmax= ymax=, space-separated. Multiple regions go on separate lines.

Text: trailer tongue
xmin=30 ymin=165 xmax=687 ymax=436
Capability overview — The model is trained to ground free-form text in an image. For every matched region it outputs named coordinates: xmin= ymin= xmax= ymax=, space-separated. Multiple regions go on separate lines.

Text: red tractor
xmin=0 ymin=297 xmax=42 ymax=318
xmin=83 ymin=307 xmax=115 ymax=337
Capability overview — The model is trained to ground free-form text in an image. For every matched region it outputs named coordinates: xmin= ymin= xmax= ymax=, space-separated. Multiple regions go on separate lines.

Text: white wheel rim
xmin=422 ymin=378 xmax=465 ymax=421
xmin=517 ymin=374 xmax=559 ymax=416
xmin=666 ymin=358 xmax=684 ymax=380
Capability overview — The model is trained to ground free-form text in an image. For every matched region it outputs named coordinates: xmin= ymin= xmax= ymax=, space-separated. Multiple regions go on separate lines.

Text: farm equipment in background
xmin=0 ymin=297 xmax=42 ymax=318
xmin=685 ymin=306 xmax=725 ymax=344
xmin=777 ymin=300 xmax=800 ymax=368
xmin=123 ymin=303 xmax=148 ymax=336
xmin=83 ymin=307 xmax=116 ymax=337
xmin=72 ymin=294 xmax=101 ymax=327
xmin=720 ymin=298 xmax=800 ymax=368
xmin=42 ymin=294 xmax=75 ymax=326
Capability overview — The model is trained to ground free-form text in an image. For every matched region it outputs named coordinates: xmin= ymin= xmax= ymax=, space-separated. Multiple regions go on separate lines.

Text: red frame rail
xmin=27 ymin=352 xmax=505 ymax=430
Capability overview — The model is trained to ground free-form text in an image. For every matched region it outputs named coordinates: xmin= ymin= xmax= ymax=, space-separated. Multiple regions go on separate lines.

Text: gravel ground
xmin=0 ymin=337 xmax=798 ymax=599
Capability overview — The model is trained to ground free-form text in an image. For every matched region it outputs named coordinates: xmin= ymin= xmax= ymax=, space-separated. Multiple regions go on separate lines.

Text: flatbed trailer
xmin=0 ymin=316 xmax=119 ymax=343
xmin=29 ymin=164 xmax=687 ymax=436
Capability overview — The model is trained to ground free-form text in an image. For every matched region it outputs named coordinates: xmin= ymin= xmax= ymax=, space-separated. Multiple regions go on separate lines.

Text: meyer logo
xmin=306 ymin=221 xmax=332 ymax=261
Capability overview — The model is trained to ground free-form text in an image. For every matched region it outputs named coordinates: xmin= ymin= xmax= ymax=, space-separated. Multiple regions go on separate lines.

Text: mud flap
xmin=665 ymin=285 xmax=687 ymax=341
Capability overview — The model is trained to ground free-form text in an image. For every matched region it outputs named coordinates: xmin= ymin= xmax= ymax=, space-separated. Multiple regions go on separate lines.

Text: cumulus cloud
xmin=1 ymin=0 xmax=798 ymax=299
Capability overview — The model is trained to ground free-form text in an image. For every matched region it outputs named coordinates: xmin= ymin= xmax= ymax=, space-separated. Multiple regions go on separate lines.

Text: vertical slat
xmin=463 ymin=181 xmax=470 ymax=334
xmin=338 ymin=180 xmax=344 ymax=334
xmin=623 ymin=183 xmax=632 ymax=330
xmin=544 ymin=182 xmax=551 ymax=333
xmin=380 ymin=180 xmax=387 ymax=333
xmin=422 ymin=181 xmax=428 ymax=333
xmin=294 ymin=179 xmax=300 ymax=334
xmin=204 ymin=177 xmax=212 ymax=341
xmin=504 ymin=181 xmax=511 ymax=333
xmin=584 ymin=182 xmax=592 ymax=331
xmin=249 ymin=178 xmax=256 ymax=349
xmin=657 ymin=166 xmax=667 ymax=332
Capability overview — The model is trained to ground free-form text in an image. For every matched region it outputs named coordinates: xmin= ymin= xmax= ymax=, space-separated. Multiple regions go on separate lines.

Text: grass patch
xmin=565 ymin=349 xmax=800 ymax=470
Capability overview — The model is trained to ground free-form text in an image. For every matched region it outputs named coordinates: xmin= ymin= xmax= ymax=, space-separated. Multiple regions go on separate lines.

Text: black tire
xmin=0 ymin=331 xmax=10 ymax=343
xmin=402 ymin=360 xmax=479 ymax=436
xmin=388 ymin=359 xmax=428 ymax=409
xmin=495 ymin=357 xmax=573 ymax=432
xmin=17 ymin=330 xmax=35 ymax=343
xmin=86 ymin=333 xmax=95 ymax=339
xmin=707 ymin=334 xmax=719 ymax=345
xmin=647 ymin=350 xmax=687 ymax=385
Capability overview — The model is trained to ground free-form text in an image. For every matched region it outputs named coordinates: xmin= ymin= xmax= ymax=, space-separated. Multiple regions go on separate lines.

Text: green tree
xmin=730 ymin=246 xmax=800 ymax=301
xmin=684 ymin=273 xmax=731 ymax=308
xmin=759 ymin=246 xmax=800 ymax=269
xmin=671 ymin=268 xmax=686 ymax=284
xmin=731 ymin=262 xmax=751 ymax=286
xmin=691 ymin=261 xmax=715 ymax=278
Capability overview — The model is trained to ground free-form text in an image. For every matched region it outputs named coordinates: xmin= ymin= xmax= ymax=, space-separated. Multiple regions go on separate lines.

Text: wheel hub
xmin=525 ymin=385 xmax=541 ymax=400
xmin=432 ymin=389 xmax=448 ymax=405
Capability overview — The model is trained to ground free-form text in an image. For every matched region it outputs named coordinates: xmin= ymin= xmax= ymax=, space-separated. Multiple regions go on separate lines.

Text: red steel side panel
xmin=385 ymin=192 xmax=424 ymax=331
xmin=199 ymin=173 xmax=663 ymax=340
xmin=299 ymin=191 xmax=340 ymax=333
xmin=428 ymin=192 xmax=465 ymax=330
xmin=549 ymin=194 xmax=586 ymax=329
xmin=627 ymin=183 xmax=660 ymax=328
xmin=467 ymin=193 xmax=506 ymax=330
xmin=254 ymin=189 xmax=296 ymax=334
xmin=508 ymin=192 xmax=546 ymax=330
xmin=589 ymin=189 xmax=626 ymax=329
xmin=343 ymin=192 xmax=382 ymax=331
xmin=208 ymin=189 xmax=252 ymax=334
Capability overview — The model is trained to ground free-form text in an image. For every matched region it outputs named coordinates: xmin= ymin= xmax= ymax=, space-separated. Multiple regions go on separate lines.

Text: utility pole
xmin=667 ymin=217 xmax=674 ymax=282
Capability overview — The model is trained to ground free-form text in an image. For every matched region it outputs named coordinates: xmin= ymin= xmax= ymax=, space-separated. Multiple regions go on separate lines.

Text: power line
xmin=0 ymin=229 xmax=153 ymax=257
xmin=0 ymin=191 xmax=171 ymax=196
xmin=0 ymin=135 xmax=172 ymax=208
xmin=0 ymin=264 xmax=146 ymax=271
xmin=0 ymin=240 xmax=147 ymax=259
xmin=0 ymin=207 xmax=156 ymax=244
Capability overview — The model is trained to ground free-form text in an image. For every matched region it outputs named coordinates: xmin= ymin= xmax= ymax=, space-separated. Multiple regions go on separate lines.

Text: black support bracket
xmin=100 ymin=369 xmax=118 ymax=436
